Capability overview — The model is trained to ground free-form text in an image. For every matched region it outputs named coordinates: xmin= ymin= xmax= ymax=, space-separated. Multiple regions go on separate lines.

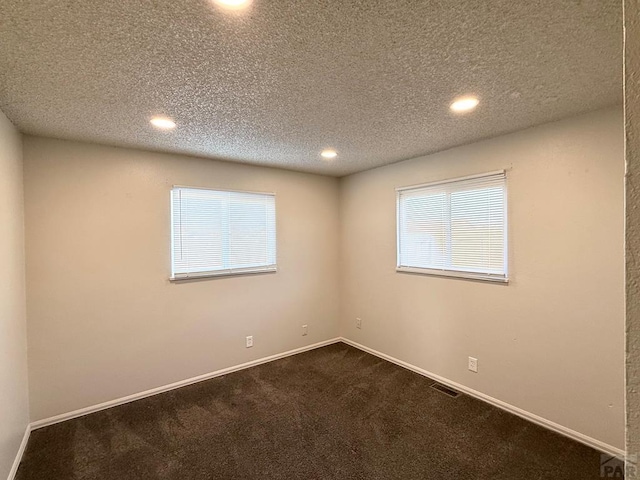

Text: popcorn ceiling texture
xmin=627 ymin=0 xmax=640 ymax=476
xmin=0 ymin=0 xmax=622 ymax=176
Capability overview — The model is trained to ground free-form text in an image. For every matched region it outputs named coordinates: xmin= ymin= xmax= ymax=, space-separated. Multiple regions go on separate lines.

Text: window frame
xmin=170 ymin=185 xmax=277 ymax=281
xmin=395 ymin=170 xmax=508 ymax=283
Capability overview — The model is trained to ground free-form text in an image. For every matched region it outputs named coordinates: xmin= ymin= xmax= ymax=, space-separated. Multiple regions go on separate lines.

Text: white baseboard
xmin=31 ymin=338 xmax=341 ymax=430
xmin=340 ymin=337 xmax=625 ymax=458
xmin=7 ymin=424 xmax=30 ymax=480
xmin=28 ymin=336 xmax=624 ymax=460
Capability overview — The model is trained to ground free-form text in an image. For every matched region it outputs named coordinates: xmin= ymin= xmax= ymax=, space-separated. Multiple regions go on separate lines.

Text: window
xmin=396 ymin=171 xmax=507 ymax=282
xmin=171 ymin=187 xmax=276 ymax=280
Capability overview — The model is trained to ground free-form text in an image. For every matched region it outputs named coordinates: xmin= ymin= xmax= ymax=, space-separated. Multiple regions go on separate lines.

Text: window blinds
xmin=171 ymin=187 xmax=276 ymax=279
xmin=396 ymin=171 xmax=507 ymax=282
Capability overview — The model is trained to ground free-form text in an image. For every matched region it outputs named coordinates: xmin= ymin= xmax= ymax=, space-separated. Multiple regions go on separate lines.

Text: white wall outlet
xmin=246 ymin=336 xmax=253 ymax=348
xmin=468 ymin=356 xmax=478 ymax=373
xmin=356 ymin=317 xmax=362 ymax=329
xmin=302 ymin=324 xmax=308 ymax=336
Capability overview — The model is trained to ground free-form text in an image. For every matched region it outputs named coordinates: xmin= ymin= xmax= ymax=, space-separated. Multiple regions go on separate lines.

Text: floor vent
xmin=430 ymin=382 xmax=460 ymax=398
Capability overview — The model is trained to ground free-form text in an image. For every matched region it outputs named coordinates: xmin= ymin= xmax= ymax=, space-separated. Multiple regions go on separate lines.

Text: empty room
xmin=0 ymin=0 xmax=632 ymax=479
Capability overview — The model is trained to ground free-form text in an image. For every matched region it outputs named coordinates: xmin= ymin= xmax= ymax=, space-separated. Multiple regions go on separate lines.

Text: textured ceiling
xmin=0 ymin=0 xmax=622 ymax=176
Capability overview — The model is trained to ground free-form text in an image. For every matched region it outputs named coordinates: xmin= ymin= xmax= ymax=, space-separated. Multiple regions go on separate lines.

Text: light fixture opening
xmin=321 ymin=149 xmax=338 ymax=159
xmin=450 ymin=96 xmax=480 ymax=113
xmin=150 ymin=117 xmax=176 ymax=130
xmin=212 ymin=0 xmax=252 ymax=10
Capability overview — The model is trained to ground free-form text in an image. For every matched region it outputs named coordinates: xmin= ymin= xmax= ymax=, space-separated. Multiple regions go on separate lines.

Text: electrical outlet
xmin=468 ymin=356 xmax=478 ymax=373
xmin=246 ymin=336 xmax=253 ymax=348
xmin=302 ymin=324 xmax=308 ymax=336
xmin=356 ymin=317 xmax=362 ymax=329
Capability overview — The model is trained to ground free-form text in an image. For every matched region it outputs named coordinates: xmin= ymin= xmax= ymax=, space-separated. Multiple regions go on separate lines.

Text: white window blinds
xmin=396 ymin=171 xmax=507 ymax=282
xmin=171 ymin=187 xmax=276 ymax=280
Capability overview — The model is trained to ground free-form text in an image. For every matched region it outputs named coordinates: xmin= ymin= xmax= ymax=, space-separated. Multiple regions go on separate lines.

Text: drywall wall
xmin=0 ymin=110 xmax=29 ymax=478
xmin=627 ymin=0 xmax=640 ymax=474
xmin=23 ymin=137 xmax=340 ymax=421
xmin=340 ymin=107 xmax=625 ymax=450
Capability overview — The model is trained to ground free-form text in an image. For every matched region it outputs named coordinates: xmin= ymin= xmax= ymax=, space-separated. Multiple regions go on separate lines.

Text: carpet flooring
xmin=16 ymin=342 xmax=618 ymax=479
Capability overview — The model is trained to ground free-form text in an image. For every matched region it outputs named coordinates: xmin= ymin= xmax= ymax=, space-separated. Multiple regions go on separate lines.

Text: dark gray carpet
xmin=16 ymin=343 xmax=617 ymax=479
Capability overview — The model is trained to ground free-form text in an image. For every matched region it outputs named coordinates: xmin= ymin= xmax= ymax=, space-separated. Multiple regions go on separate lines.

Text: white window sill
xmin=396 ymin=266 xmax=508 ymax=284
xmin=170 ymin=266 xmax=277 ymax=282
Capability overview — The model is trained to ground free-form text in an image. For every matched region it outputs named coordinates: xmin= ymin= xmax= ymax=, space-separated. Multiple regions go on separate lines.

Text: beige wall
xmin=0 ymin=110 xmax=29 ymax=478
xmin=627 ymin=0 xmax=640 ymax=473
xmin=23 ymin=137 xmax=341 ymax=421
xmin=339 ymin=107 xmax=625 ymax=450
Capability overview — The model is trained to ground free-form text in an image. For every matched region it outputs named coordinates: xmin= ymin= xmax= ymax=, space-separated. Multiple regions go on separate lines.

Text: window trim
xmin=169 ymin=185 xmax=277 ymax=281
xmin=395 ymin=266 xmax=508 ymax=283
xmin=169 ymin=266 xmax=277 ymax=282
xmin=395 ymin=170 xmax=509 ymax=283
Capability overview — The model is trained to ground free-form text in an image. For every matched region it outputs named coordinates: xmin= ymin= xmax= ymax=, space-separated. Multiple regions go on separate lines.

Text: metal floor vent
xmin=430 ymin=382 xmax=460 ymax=398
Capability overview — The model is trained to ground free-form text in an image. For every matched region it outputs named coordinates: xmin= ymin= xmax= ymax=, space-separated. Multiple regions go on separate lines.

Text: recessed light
xmin=450 ymin=96 xmax=480 ymax=113
xmin=212 ymin=0 xmax=252 ymax=10
xmin=150 ymin=117 xmax=176 ymax=130
xmin=321 ymin=149 xmax=338 ymax=159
